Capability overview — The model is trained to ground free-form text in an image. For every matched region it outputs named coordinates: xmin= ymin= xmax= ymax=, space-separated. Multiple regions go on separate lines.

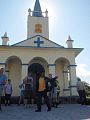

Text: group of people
xmin=0 ymin=66 xmax=87 ymax=112
xmin=18 ymin=72 xmax=60 ymax=112
xmin=0 ymin=67 xmax=60 ymax=112
xmin=35 ymin=72 xmax=60 ymax=112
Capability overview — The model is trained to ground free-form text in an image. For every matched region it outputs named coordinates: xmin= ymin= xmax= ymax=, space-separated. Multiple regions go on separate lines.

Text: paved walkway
xmin=0 ymin=104 xmax=90 ymax=120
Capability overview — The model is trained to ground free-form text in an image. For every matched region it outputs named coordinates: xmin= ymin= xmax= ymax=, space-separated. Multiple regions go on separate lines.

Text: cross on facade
xmin=34 ymin=37 xmax=44 ymax=47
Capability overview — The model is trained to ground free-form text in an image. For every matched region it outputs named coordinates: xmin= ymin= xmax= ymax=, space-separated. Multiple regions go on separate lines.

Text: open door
xmin=28 ymin=63 xmax=45 ymax=93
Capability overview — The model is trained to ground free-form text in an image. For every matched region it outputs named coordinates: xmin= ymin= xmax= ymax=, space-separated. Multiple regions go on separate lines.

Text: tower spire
xmin=1 ymin=32 xmax=9 ymax=45
xmin=66 ymin=35 xmax=74 ymax=48
xmin=33 ymin=0 xmax=42 ymax=17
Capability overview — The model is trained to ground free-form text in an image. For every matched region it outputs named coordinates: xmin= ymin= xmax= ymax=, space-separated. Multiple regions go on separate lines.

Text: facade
xmin=0 ymin=0 xmax=83 ymax=97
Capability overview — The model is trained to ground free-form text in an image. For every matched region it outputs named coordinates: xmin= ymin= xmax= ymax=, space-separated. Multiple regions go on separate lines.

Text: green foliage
xmin=84 ymin=82 xmax=90 ymax=97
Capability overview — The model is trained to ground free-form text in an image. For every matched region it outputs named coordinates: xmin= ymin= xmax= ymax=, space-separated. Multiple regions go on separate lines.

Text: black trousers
xmin=78 ymin=90 xmax=86 ymax=105
xmin=5 ymin=94 xmax=11 ymax=101
xmin=36 ymin=91 xmax=51 ymax=111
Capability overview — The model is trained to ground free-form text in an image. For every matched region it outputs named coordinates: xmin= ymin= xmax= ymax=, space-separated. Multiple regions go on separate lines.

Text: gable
xmin=12 ymin=35 xmax=64 ymax=48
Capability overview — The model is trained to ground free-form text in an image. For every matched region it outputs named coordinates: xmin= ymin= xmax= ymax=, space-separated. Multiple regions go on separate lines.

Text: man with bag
xmin=24 ymin=73 xmax=34 ymax=107
xmin=48 ymin=74 xmax=58 ymax=107
xmin=35 ymin=72 xmax=51 ymax=112
xmin=0 ymin=68 xmax=7 ymax=110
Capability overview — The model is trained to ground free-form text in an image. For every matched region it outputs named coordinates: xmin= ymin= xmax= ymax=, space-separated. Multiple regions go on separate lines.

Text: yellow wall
xmin=0 ymin=46 xmax=77 ymax=96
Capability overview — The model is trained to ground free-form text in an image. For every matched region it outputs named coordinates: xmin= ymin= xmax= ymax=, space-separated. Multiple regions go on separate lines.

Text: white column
xmin=48 ymin=64 xmax=56 ymax=77
xmin=21 ymin=64 xmax=28 ymax=81
xmin=0 ymin=63 xmax=5 ymax=68
xmin=63 ymin=71 xmax=70 ymax=96
xmin=68 ymin=65 xmax=78 ymax=96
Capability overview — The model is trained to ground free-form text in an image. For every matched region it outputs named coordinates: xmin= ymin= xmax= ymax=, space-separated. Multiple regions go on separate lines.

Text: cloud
xmin=76 ymin=64 xmax=90 ymax=84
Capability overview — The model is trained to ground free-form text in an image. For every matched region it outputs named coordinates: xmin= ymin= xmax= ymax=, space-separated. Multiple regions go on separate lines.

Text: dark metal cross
xmin=34 ymin=37 xmax=44 ymax=47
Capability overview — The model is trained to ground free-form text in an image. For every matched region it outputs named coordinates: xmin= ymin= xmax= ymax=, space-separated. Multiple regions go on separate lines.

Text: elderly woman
xmin=76 ymin=78 xmax=86 ymax=105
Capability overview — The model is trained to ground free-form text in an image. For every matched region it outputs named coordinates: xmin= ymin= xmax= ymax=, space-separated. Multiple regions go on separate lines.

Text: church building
xmin=0 ymin=0 xmax=83 ymax=98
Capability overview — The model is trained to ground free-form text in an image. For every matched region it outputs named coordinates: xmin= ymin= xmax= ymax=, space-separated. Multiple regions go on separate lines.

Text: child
xmin=4 ymin=79 xmax=13 ymax=106
xmin=18 ymin=80 xmax=25 ymax=106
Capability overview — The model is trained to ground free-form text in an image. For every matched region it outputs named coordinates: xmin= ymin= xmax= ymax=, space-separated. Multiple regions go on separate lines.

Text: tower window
xmin=35 ymin=24 xmax=42 ymax=33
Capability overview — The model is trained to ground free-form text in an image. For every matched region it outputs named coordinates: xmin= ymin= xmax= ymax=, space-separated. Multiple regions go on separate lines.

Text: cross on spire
xmin=34 ymin=37 xmax=44 ymax=47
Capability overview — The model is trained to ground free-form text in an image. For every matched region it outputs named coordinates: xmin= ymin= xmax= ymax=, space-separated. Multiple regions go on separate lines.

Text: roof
xmin=33 ymin=0 xmax=42 ymax=17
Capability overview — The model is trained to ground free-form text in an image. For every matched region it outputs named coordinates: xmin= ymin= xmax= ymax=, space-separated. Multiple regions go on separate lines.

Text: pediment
xmin=12 ymin=35 xmax=64 ymax=48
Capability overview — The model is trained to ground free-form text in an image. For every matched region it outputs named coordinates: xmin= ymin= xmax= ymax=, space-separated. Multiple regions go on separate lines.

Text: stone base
xmin=59 ymin=96 xmax=79 ymax=104
xmin=1 ymin=96 xmax=80 ymax=104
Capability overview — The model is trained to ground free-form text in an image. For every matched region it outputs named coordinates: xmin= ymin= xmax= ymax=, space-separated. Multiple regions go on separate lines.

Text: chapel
xmin=0 ymin=0 xmax=83 ymax=98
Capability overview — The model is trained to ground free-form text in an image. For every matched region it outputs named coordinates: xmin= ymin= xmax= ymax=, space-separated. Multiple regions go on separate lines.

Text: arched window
xmin=35 ymin=24 xmax=42 ymax=33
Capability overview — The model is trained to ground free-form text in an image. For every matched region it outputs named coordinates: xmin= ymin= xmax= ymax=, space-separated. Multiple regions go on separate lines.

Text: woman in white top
xmin=4 ymin=79 xmax=13 ymax=106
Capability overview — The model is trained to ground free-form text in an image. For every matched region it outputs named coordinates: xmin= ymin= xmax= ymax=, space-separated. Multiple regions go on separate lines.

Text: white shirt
xmin=4 ymin=83 xmax=12 ymax=94
xmin=76 ymin=81 xmax=85 ymax=91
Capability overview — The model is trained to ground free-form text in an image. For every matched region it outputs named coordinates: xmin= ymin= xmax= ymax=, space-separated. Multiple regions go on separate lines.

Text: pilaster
xmin=21 ymin=64 xmax=28 ymax=81
xmin=68 ymin=64 xmax=78 ymax=96
xmin=48 ymin=64 xmax=56 ymax=77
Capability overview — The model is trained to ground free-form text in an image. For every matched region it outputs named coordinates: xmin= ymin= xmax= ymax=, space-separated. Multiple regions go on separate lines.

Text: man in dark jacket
xmin=48 ymin=74 xmax=58 ymax=107
xmin=35 ymin=72 xmax=51 ymax=112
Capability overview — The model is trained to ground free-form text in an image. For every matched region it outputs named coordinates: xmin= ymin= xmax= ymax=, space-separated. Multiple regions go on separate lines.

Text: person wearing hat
xmin=0 ymin=68 xmax=7 ymax=110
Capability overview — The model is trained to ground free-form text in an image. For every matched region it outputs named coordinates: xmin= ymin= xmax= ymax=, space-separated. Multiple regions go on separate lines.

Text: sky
xmin=0 ymin=0 xmax=90 ymax=84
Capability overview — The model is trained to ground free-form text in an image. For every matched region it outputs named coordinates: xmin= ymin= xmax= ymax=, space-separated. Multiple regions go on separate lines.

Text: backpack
xmin=25 ymin=77 xmax=33 ymax=91
xmin=47 ymin=81 xmax=52 ymax=91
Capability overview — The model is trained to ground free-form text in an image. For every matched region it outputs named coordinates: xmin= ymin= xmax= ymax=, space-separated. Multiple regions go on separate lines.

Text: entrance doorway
xmin=28 ymin=63 xmax=45 ymax=92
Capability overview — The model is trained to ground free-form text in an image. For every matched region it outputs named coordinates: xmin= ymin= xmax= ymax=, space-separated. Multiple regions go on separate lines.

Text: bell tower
xmin=27 ymin=0 xmax=49 ymax=39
